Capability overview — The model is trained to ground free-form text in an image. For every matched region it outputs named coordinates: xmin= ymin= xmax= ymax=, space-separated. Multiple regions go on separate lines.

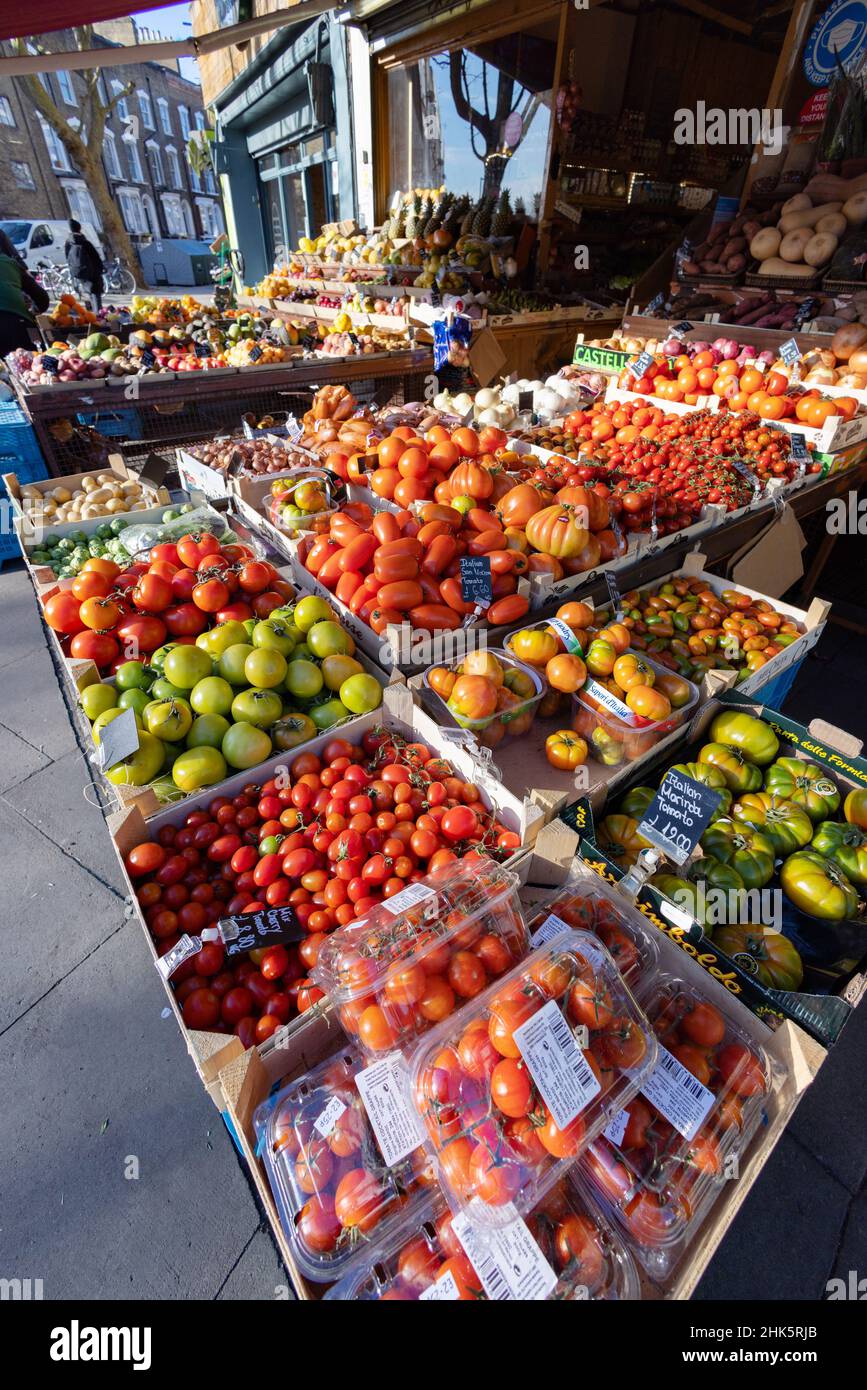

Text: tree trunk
xmin=77 ymin=150 xmax=145 ymax=287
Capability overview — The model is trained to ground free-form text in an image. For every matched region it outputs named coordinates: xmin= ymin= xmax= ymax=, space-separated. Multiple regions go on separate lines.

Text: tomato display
xmin=409 ymin=930 xmax=655 ymax=1222
xmin=524 ymin=862 xmax=659 ymax=987
xmin=425 ymin=648 xmax=542 ymax=752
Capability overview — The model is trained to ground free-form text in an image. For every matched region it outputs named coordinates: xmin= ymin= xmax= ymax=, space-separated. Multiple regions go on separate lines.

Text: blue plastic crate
xmin=0 ymin=402 xmax=48 ymax=481
xmin=749 ymin=657 xmax=804 ymax=712
xmin=76 ymin=407 xmax=144 ymax=441
xmin=0 ymin=525 xmax=23 ymax=570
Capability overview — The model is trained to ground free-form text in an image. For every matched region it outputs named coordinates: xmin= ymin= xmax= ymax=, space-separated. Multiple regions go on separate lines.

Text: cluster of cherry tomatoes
xmin=42 ymin=530 xmax=290 ymax=671
xmin=124 ymin=729 xmax=522 ymax=1046
xmin=411 ymin=936 xmax=652 ymax=1219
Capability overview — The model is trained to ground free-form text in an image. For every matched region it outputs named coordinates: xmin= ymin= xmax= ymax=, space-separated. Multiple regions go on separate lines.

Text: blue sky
xmin=133 ymin=2 xmax=199 ymax=83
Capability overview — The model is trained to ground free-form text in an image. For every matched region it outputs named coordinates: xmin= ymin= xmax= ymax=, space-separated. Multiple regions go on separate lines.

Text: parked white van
xmin=0 ymin=219 xmax=103 ymax=272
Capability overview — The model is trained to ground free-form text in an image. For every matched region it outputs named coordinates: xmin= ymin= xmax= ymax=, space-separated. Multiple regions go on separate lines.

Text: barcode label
xmin=381 ymin=882 xmax=436 ymax=916
xmin=513 ymin=999 xmax=601 ymax=1129
xmin=420 ymin=1269 xmax=461 ymax=1300
xmin=640 ymin=1043 xmax=716 ymax=1140
xmin=453 ymin=1206 xmax=557 ymax=1301
xmin=604 ymin=1108 xmax=630 ymax=1147
xmin=356 ymin=1052 xmax=425 ymax=1166
xmin=530 ymin=913 xmax=571 ymax=947
xmin=313 ymin=1096 xmax=346 ymax=1138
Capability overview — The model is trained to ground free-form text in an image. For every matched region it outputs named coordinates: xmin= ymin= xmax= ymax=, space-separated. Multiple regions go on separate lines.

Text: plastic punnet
xmin=312 ymin=855 xmax=529 ymax=1059
xmin=423 ymin=648 xmax=544 ymax=743
xmin=253 ymin=1047 xmax=430 ymax=1283
xmin=408 ymin=927 xmax=658 ymax=1226
xmin=578 ymin=974 xmax=781 ymax=1279
xmin=572 ymin=651 xmax=699 ymax=766
xmin=524 ymin=859 xmax=660 ymax=989
xmin=268 ymin=467 xmax=339 ymax=534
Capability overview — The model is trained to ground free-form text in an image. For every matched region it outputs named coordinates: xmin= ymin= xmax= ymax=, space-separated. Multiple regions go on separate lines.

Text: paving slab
xmin=0 ymin=918 xmax=264 ymax=1300
xmin=692 ymin=1132 xmax=851 ymax=1301
xmin=0 ymin=799 xmax=126 ymax=1033
xmin=827 ymin=1187 xmax=867 ymax=1298
xmin=0 ymin=720 xmax=52 ymax=793
xmin=4 ymin=746 xmax=125 ymax=894
xmin=787 ymin=994 xmax=867 ymax=1196
xmin=215 ymin=1227 xmax=293 ymax=1301
xmin=0 ymin=640 xmax=78 ymax=760
xmin=0 ymin=561 xmax=49 ymax=672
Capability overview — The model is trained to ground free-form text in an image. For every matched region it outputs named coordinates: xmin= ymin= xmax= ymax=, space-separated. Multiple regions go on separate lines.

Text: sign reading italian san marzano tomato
xmin=804 ymin=0 xmax=867 ymax=86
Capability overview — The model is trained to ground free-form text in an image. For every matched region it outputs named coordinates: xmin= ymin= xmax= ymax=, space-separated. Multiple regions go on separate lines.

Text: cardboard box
xmin=560 ymin=696 xmax=867 ymax=1047
xmin=4 ymin=454 xmax=169 ymax=541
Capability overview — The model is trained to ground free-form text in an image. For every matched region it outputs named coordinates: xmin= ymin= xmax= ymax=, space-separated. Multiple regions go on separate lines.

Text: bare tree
xmin=448 ymin=52 xmax=540 ymax=196
xmin=15 ymin=27 xmax=143 ymax=283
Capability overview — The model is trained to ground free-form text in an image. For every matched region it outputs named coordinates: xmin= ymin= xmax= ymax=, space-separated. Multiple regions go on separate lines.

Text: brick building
xmin=0 ymin=21 xmax=224 ymax=246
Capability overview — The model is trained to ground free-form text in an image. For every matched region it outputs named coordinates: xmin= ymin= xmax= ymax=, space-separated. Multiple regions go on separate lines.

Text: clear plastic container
xmin=422 ymin=648 xmax=544 ymax=749
xmin=408 ymin=928 xmax=658 ymax=1226
xmin=324 ymin=1177 xmax=639 ymax=1300
xmin=268 ymin=467 xmax=339 ymax=534
xmin=253 ymin=1048 xmax=431 ymax=1283
xmin=523 ymin=860 xmax=659 ymax=990
xmin=504 ymin=616 xmax=587 ymax=672
xmin=572 ymin=651 xmax=699 ymax=767
xmin=578 ymin=974 xmax=781 ymax=1280
xmin=312 ymin=856 xmax=528 ymax=1059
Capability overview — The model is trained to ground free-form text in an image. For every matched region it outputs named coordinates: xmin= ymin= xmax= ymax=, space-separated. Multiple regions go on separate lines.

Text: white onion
xmin=476 ymin=407 xmax=503 ymax=426
xmin=452 ymin=392 xmax=474 ymax=414
xmin=475 ymin=386 xmax=499 ymax=410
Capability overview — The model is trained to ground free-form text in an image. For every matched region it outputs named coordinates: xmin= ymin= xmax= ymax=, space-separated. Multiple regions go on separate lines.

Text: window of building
xmin=40 ymin=116 xmax=71 ymax=171
xmin=205 ymin=169 xmax=217 ymax=195
xmin=111 ymin=79 xmax=129 ymax=122
xmin=147 ymin=142 xmax=164 ymax=185
xmin=161 ymin=194 xmax=187 ymax=237
xmin=139 ymin=91 xmax=155 ymax=130
xmin=0 ymin=96 xmax=16 ymax=127
xmin=62 ymin=180 xmax=100 ymax=230
xmin=257 ymin=139 xmax=338 ymax=255
xmin=104 ymin=130 xmax=122 ymax=180
xmin=179 ymin=105 xmax=190 ymax=140
xmin=196 ymin=198 xmax=223 ymax=238
xmin=97 ymin=75 xmax=107 ymax=106
xmin=165 ymin=146 xmax=183 ymax=190
xmin=118 ymin=188 xmax=147 ymax=235
xmin=11 ymin=160 xmax=35 ymax=190
xmin=157 ymin=97 xmax=172 ymax=136
xmin=57 ymin=69 xmax=77 ymax=106
xmin=125 ymin=139 xmax=144 ymax=182
xmin=195 ymin=110 xmax=206 ymax=131
xmin=189 ymin=163 xmax=202 ymax=192
xmin=26 ymin=43 xmax=51 ymax=96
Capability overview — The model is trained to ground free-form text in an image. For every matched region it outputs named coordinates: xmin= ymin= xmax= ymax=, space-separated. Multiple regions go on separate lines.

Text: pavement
xmin=0 ymin=554 xmax=865 ymax=1301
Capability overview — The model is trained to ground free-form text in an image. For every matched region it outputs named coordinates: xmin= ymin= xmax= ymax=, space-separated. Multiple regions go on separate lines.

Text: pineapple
xmin=461 ymin=199 xmax=480 ymax=236
xmin=418 ymin=195 xmax=432 ymax=234
xmin=404 ymin=194 xmax=421 ymax=240
xmin=491 ymin=189 xmax=512 ymax=237
xmin=472 ymin=196 xmax=494 ymax=236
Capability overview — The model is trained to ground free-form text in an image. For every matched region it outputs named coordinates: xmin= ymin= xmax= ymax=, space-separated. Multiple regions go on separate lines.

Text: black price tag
xmin=518 ymin=389 xmax=535 ymax=413
xmin=430 ymin=288 xmax=442 ymax=307
xmin=97 ymin=706 xmax=140 ymax=772
xmin=214 ymin=286 xmax=231 ymax=312
xmin=460 ymin=555 xmax=492 ymax=607
xmin=779 ymin=338 xmax=800 ymax=367
xmin=605 ymin=571 xmax=623 ymax=619
xmin=672 ymin=320 xmax=692 ymax=335
xmin=42 ymin=354 xmax=60 ymax=375
xmin=134 ymin=452 xmax=170 ymax=487
xmin=789 ymin=432 xmax=809 ymax=462
xmin=194 ymin=340 xmax=211 ymax=359
xmin=140 ymin=348 xmax=156 ymax=368
xmin=227 ymin=449 xmax=246 ymax=476
xmin=638 ymin=770 xmax=723 ymax=866
xmin=217 ymin=904 xmax=305 ymax=956
xmin=248 ymin=344 xmax=263 ymax=363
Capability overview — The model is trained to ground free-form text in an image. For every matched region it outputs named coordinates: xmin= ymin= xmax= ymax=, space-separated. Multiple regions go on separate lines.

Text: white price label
xmin=546 ymin=617 xmax=584 ymax=654
xmin=453 ymin=1205 xmax=557 ymax=1301
xmin=420 ymin=1270 xmax=461 ymax=1300
xmin=514 ymin=999 xmax=601 ymax=1130
xmin=640 ymin=1043 xmax=716 ymax=1141
xmin=603 ymin=1108 xmax=630 ymax=1147
xmin=381 ymin=882 xmax=436 ymax=916
xmin=582 ymin=678 xmax=634 ymax=722
xmin=530 ymin=913 xmax=572 ymax=948
xmin=355 ymin=1052 xmax=424 ymax=1167
xmin=313 ymin=1095 xmax=347 ymax=1139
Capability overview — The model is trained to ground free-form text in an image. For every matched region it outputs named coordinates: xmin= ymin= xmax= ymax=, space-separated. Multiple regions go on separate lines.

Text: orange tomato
xmin=450 ymin=426 xmax=480 ymax=457
xmin=546 ymin=653 xmax=588 ymax=693
xmin=764 ymin=370 xmax=788 ymax=396
xmin=834 ymin=395 xmax=858 ymax=421
xmin=696 ymin=366 xmax=717 ymax=390
xmin=804 ymin=399 xmax=837 ymax=427
xmin=738 ymin=367 xmax=764 ymax=395
xmin=377 ymin=435 xmax=405 ymax=468
xmin=717 ymin=359 xmax=739 ymax=377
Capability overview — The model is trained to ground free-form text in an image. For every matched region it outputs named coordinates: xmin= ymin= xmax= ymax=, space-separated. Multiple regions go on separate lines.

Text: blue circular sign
xmin=804 ymin=0 xmax=867 ymax=85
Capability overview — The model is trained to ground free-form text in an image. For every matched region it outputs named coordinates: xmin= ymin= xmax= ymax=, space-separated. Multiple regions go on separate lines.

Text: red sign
xmin=800 ymin=89 xmax=829 ymax=126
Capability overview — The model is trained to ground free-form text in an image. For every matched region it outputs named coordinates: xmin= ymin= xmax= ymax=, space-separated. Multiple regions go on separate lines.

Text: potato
xmin=804 ymin=232 xmax=838 ymax=267
xmin=750 ymin=227 xmax=781 ymax=261
xmin=816 ymin=212 xmax=848 ymax=237
xmin=780 ymin=228 xmax=813 ymax=261
xmin=81 ymin=477 xmax=97 ymax=493
xmin=843 ymin=191 xmax=867 ymax=226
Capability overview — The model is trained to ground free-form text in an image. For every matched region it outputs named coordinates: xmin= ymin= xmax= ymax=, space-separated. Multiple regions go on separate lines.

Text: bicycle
xmin=34 ymin=261 xmax=69 ymax=294
xmin=103 ymin=258 xmax=136 ymax=295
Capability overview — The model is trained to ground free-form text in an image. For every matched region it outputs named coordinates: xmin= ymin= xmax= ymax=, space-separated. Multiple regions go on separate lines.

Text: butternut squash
xmin=757 ymin=257 xmax=815 ymax=278
xmin=803 ymin=232 xmax=839 ymax=267
xmin=816 ymin=212 xmax=848 ymax=237
xmin=781 ymin=193 xmax=812 ymax=215
xmin=843 ymin=192 xmax=867 ymax=226
xmin=749 ymin=227 xmax=781 ymax=261
xmin=777 ymin=202 xmax=843 ymax=235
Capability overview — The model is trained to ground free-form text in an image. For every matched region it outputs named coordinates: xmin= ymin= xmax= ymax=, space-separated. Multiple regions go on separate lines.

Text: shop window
xmin=386 ymin=45 xmax=554 ymax=212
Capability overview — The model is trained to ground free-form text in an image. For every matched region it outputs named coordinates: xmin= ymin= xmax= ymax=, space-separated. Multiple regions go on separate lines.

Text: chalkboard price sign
xmin=460 ymin=555 xmax=492 ymax=607
xmin=638 ymin=769 xmax=723 ymax=866
xmin=216 ymin=904 xmax=305 ymax=956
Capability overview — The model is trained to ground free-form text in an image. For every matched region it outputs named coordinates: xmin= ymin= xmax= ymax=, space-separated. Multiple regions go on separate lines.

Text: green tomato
xmin=115 ymin=659 xmax=153 ymax=692
xmin=104 ymin=730 xmax=164 ymax=787
xmin=144 ymin=698 xmax=193 ymax=742
xmin=763 ymin=758 xmax=840 ymax=822
xmin=709 ymin=710 xmax=779 ymax=767
xmin=150 ymin=642 xmax=182 ymax=675
xmin=172 ymin=745 xmax=229 ymax=793
xmin=288 ymin=643 xmax=314 ymax=663
xmin=618 ymin=786 xmax=656 ymax=822
xmin=187 ymin=713 xmax=231 ymax=749
xmin=117 ymin=688 xmax=152 ymax=718
xmin=293 ymin=595 xmax=334 ymax=633
xmin=307 ymin=620 xmax=353 ymax=660
xmin=339 ymin=673 xmax=382 ymax=715
xmin=81 ymin=683 xmax=118 ymax=721
xmin=197 ymin=620 xmax=249 ymax=658
xmin=92 ymin=705 xmax=142 ymax=743
xmin=222 ymin=722 xmax=273 ymax=770
xmin=218 ymin=643 xmax=255 ymax=686
xmin=272 ymin=713 xmax=318 ymax=751
xmin=252 ymin=619 xmax=297 ymax=657
xmin=163 ymin=645 xmax=214 ymax=691
xmin=259 ymin=834 xmax=284 ymax=856
xmin=284 ymin=659 xmax=323 ymax=701
xmin=731 ymin=793 xmax=813 ymax=857
xmin=243 ymin=618 xmax=257 ymax=640
xmin=810 ymin=821 xmax=867 ymax=886
xmin=698 ymin=743 xmax=763 ymax=794
xmin=713 ymin=924 xmax=804 ymax=991
xmin=650 ymin=873 xmax=710 ymax=930
xmin=150 ymin=677 xmax=188 ymax=702
xmin=231 ymin=688 xmax=283 ymax=729
xmin=309 ymin=698 xmax=349 ymax=731
xmin=780 ymin=849 xmax=861 ymax=922
xmin=700 ymin=817 xmax=775 ymax=889
xmin=245 ymin=648 xmax=287 ymax=689
xmin=190 ymin=675 xmax=235 ymax=717
xmin=451 ymin=494 xmax=475 ymax=515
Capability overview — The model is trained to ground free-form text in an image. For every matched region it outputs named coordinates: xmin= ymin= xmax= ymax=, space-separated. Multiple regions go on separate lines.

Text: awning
xmin=0 ymin=2 xmax=179 ymax=41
